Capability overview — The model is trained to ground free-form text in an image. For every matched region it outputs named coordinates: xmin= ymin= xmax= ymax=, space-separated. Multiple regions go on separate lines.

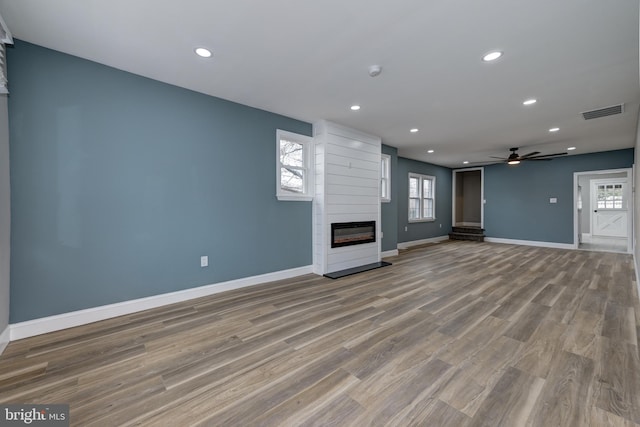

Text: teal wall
xmin=7 ymin=40 xmax=635 ymax=324
xmin=8 ymin=41 xmax=312 ymax=322
xmin=397 ymin=157 xmax=452 ymax=243
xmin=484 ymin=148 xmax=634 ymax=243
xmin=0 ymin=95 xmax=10 ymax=338
xmin=381 ymin=144 xmax=398 ymax=252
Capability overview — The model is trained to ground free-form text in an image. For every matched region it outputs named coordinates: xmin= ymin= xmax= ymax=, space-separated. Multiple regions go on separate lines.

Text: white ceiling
xmin=0 ymin=0 xmax=638 ymax=167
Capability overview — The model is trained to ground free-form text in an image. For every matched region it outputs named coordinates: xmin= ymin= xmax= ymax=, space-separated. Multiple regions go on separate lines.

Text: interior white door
xmin=591 ymin=180 xmax=628 ymax=238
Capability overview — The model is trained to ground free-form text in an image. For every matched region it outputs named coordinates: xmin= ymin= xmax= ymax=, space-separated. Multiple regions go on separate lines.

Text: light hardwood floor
xmin=1 ymin=241 xmax=639 ymax=426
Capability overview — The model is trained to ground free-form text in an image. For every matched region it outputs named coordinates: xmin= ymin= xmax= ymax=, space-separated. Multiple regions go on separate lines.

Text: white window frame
xmin=408 ymin=173 xmax=436 ymax=222
xmin=381 ymin=154 xmax=391 ymax=203
xmin=276 ymin=129 xmax=314 ymax=201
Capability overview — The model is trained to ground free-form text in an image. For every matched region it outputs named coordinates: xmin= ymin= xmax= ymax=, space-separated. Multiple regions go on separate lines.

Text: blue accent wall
xmin=381 ymin=144 xmax=398 ymax=252
xmin=484 ymin=148 xmax=634 ymax=243
xmin=8 ymin=40 xmax=312 ymax=322
xmin=397 ymin=157 xmax=452 ymax=243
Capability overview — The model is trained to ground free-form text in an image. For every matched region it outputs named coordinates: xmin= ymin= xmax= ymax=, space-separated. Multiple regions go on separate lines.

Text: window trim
xmin=408 ymin=172 xmax=436 ymax=222
xmin=381 ymin=154 xmax=391 ymax=203
xmin=276 ymin=129 xmax=314 ymax=201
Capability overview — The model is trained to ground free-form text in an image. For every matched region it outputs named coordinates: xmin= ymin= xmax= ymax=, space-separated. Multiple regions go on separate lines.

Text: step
xmin=449 ymin=232 xmax=485 ymax=242
xmin=452 ymin=226 xmax=485 ymax=235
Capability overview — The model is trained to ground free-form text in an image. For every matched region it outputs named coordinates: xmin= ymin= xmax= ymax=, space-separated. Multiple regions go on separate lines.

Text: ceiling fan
xmin=490 ymin=147 xmax=568 ymax=165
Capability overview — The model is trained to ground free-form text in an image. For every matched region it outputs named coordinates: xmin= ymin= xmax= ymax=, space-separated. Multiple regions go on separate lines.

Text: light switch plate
xmin=549 ymin=198 xmax=557 ymax=204
xmin=200 ymin=256 xmax=208 ymax=267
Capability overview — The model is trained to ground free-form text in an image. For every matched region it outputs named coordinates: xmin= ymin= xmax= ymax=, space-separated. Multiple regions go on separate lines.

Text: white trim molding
xmin=397 ymin=235 xmax=449 ymax=250
xmin=381 ymin=249 xmax=399 ymax=258
xmin=0 ymin=325 xmax=9 ymax=355
xmin=484 ymin=237 xmax=574 ymax=250
xmin=276 ymin=129 xmax=314 ymax=201
xmin=573 ymin=168 xmax=633 ymax=253
xmin=10 ymin=265 xmax=313 ymax=341
xmin=452 ymin=167 xmax=485 ymax=229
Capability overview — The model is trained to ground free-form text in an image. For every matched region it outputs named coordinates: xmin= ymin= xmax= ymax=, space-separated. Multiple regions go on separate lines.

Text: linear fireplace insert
xmin=331 ymin=221 xmax=376 ymax=248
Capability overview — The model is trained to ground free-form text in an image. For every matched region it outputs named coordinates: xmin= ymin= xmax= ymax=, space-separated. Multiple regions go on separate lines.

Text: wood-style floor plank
xmin=0 ymin=241 xmax=638 ymax=426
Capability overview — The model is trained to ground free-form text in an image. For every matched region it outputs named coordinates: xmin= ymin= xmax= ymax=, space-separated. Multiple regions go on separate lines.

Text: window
xmin=381 ymin=154 xmax=391 ymax=203
xmin=276 ymin=130 xmax=313 ymax=201
xmin=408 ymin=173 xmax=436 ymax=221
xmin=596 ymin=183 xmax=624 ymax=209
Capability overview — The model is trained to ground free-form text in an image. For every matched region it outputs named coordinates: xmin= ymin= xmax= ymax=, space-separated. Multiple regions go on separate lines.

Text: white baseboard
xmin=634 ymin=251 xmax=640 ymax=306
xmin=0 ymin=325 xmax=9 ymax=355
xmin=484 ymin=237 xmax=574 ymax=250
xmin=10 ymin=265 xmax=314 ymax=341
xmin=581 ymin=233 xmax=592 ymax=243
xmin=381 ymin=249 xmax=399 ymax=258
xmin=397 ymin=235 xmax=449 ymax=250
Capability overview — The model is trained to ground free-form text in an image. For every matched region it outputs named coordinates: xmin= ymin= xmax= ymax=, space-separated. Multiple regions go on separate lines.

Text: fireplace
xmin=331 ymin=221 xmax=376 ymax=248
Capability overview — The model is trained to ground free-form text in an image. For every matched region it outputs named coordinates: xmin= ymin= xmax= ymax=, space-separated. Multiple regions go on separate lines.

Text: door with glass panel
xmin=591 ymin=179 xmax=628 ymax=238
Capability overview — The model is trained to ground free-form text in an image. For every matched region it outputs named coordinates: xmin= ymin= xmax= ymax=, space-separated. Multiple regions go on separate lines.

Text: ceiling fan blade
xmin=526 ymin=158 xmax=553 ymax=161
xmin=468 ymin=160 xmax=503 ymax=166
xmin=489 ymin=156 xmax=508 ymax=160
xmin=527 ymin=152 xmax=568 ymax=159
xmin=518 ymin=151 xmax=541 ymax=159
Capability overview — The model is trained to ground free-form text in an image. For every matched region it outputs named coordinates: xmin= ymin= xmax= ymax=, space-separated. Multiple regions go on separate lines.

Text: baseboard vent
xmin=581 ymin=104 xmax=624 ymax=120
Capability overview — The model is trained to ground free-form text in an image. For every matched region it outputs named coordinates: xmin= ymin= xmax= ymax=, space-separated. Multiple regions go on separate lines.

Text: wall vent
xmin=0 ymin=13 xmax=12 ymax=95
xmin=581 ymin=104 xmax=624 ymax=120
xmin=0 ymin=43 xmax=8 ymax=95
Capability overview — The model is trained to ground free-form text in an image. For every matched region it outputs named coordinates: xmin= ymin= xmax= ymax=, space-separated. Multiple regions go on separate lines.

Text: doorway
xmin=452 ymin=168 xmax=484 ymax=228
xmin=574 ymin=168 xmax=632 ymax=253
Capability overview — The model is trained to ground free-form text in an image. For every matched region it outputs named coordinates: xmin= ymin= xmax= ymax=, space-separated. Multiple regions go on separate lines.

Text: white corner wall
xmin=313 ymin=121 xmax=381 ymax=275
xmin=635 ymin=12 xmax=640 ymax=297
xmin=634 ymin=109 xmax=640 ymax=294
xmin=0 ymin=95 xmax=10 ymax=355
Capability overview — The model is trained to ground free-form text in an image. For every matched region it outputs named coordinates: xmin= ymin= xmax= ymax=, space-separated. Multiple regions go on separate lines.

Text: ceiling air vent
xmin=581 ymin=104 xmax=624 ymax=120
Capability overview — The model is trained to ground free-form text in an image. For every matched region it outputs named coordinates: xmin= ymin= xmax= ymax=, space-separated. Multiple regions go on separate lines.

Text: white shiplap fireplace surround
xmin=312 ymin=120 xmax=382 ymax=275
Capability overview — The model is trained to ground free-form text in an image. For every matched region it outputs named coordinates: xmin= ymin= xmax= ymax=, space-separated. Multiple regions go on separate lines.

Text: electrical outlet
xmin=439 ymin=224 xmax=442 ymax=228
xmin=404 ymin=226 xmax=408 ymax=232
xmin=200 ymin=256 xmax=208 ymax=267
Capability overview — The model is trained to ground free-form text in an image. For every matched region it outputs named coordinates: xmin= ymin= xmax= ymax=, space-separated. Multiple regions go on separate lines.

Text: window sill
xmin=381 ymin=198 xmax=391 ymax=203
xmin=408 ymin=218 xmax=436 ymax=223
xmin=277 ymin=194 xmax=313 ymax=202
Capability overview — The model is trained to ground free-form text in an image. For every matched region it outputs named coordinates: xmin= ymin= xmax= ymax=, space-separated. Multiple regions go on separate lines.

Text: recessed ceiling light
xmin=549 ymin=127 xmax=560 ymax=132
xmin=194 ymin=47 xmax=212 ymax=58
xmin=410 ymin=128 xmax=419 ymax=133
xmin=567 ymin=146 xmax=576 ymax=151
xmin=463 ymin=161 xmax=469 ymax=164
xmin=523 ymin=99 xmax=537 ymax=106
xmin=350 ymin=105 xmax=361 ymax=111
xmin=482 ymin=51 xmax=503 ymax=62
xmin=427 ymin=149 xmax=434 ymax=154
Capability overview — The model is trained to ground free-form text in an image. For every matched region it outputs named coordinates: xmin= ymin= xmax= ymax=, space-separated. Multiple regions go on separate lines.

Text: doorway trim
xmin=573 ymin=168 xmax=633 ymax=253
xmin=452 ymin=167 xmax=485 ymax=229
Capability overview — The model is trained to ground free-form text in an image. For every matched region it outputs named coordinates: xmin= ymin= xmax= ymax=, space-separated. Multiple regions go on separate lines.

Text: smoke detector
xmin=368 ymin=65 xmax=382 ymax=77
